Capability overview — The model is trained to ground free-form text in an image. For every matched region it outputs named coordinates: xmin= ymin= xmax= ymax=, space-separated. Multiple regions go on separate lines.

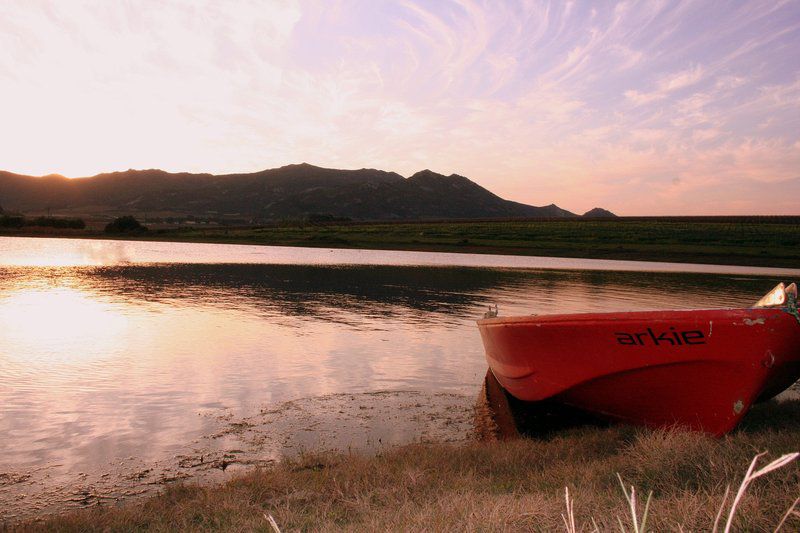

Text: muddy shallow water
xmin=1 ymin=237 xmax=799 ymax=521
xmin=0 ymin=390 xmax=475 ymax=522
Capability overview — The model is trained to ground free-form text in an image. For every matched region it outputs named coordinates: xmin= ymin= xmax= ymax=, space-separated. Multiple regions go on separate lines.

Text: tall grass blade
xmin=616 ymin=473 xmax=651 ymax=532
xmin=774 ymin=496 xmax=800 ymax=532
xmin=750 ymin=452 xmax=799 ymax=480
xmin=639 ymin=489 xmax=653 ymax=533
xmin=724 ymin=452 xmax=799 ymax=533
xmin=264 ymin=513 xmax=282 ymax=533
xmin=712 ymin=484 xmax=730 ymax=533
xmin=561 ymin=486 xmax=577 ymax=533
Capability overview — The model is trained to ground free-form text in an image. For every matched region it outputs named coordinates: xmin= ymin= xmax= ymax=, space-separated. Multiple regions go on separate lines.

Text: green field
xmin=149 ymin=218 xmax=800 ymax=268
xmin=3 ymin=218 xmax=800 ymax=268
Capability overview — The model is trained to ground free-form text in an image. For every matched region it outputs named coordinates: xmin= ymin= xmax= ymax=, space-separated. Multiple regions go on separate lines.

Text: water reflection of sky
xmin=3 ymin=235 xmax=800 ymax=275
xmin=0 ymin=237 xmax=794 ymax=476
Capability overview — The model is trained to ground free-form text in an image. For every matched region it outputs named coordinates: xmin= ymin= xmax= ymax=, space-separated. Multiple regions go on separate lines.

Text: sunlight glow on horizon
xmin=1 ymin=1 xmax=799 ymax=215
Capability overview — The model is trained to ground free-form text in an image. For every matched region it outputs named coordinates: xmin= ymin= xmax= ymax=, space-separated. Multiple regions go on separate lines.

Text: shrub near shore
xmin=0 ymin=214 xmax=85 ymax=229
xmin=14 ymin=399 xmax=800 ymax=532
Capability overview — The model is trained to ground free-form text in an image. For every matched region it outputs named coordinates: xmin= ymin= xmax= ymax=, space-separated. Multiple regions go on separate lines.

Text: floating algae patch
xmin=0 ymin=390 xmax=474 ymax=523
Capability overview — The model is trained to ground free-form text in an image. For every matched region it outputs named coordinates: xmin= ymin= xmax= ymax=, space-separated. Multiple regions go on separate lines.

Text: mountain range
xmin=0 ymin=163 xmax=614 ymax=221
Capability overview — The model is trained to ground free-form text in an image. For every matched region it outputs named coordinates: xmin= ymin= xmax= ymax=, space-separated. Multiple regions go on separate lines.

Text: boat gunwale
xmin=476 ymin=306 xmax=791 ymax=327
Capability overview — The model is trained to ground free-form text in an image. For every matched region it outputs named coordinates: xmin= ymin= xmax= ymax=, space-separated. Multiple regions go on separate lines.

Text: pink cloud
xmin=0 ymin=0 xmax=798 ymax=215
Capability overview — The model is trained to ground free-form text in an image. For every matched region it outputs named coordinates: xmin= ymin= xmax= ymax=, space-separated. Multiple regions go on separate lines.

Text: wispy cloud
xmin=625 ymin=65 xmax=706 ymax=105
xmin=0 ymin=0 xmax=798 ymax=214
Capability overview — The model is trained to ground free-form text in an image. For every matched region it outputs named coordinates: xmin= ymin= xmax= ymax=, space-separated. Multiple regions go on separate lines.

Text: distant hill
xmin=582 ymin=207 xmax=617 ymax=218
xmin=0 ymin=163 xmax=588 ymax=221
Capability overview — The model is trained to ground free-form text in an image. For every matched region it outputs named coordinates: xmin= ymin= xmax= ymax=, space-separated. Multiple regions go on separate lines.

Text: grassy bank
xmin=5 ymin=218 xmax=800 ymax=268
xmin=12 ymin=400 xmax=800 ymax=532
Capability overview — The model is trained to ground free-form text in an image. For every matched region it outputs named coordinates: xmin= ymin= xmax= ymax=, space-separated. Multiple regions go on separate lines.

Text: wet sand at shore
xmin=0 ymin=390 xmax=474 ymax=523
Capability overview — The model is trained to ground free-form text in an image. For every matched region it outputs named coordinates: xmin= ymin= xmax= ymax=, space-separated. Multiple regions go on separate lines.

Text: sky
xmin=1 ymin=1 xmax=799 ymax=215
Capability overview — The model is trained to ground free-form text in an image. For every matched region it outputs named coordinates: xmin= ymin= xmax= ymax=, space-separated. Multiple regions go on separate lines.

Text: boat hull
xmin=477 ymin=308 xmax=800 ymax=436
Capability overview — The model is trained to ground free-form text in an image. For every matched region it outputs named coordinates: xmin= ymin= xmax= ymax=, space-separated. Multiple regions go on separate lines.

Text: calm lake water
xmin=1 ymin=236 xmax=799 ymax=517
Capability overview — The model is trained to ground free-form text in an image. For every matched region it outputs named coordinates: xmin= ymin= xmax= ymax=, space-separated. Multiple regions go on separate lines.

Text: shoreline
xmin=6 ymin=395 xmax=800 ymax=531
xmin=4 ymin=232 xmax=800 ymax=278
xmin=2 ymin=218 xmax=800 ymax=269
xmin=0 ymin=390 xmax=474 ymax=524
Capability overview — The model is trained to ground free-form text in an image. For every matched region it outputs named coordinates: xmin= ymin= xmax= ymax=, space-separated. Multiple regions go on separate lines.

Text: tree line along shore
xmin=2 ymin=216 xmax=799 ymax=269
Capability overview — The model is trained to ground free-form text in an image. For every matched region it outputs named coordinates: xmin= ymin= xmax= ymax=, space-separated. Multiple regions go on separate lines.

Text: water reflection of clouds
xmin=0 ymin=259 xmax=787 ymax=482
xmin=3 ymin=236 xmax=800 ymax=276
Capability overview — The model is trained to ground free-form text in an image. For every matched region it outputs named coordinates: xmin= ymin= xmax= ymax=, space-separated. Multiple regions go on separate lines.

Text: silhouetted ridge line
xmin=0 ymin=164 xmax=596 ymax=221
xmin=583 ymin=207 xmax=617 ymax=218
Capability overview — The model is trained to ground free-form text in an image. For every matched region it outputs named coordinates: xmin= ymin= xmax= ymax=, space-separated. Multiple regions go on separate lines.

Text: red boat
xmin=477 ymin=282 xmax=800 ymax=436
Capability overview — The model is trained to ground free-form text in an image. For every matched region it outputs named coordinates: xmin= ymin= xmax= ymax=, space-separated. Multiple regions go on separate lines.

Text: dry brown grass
xmin=7 ymin=400 xmax=800 ymax=532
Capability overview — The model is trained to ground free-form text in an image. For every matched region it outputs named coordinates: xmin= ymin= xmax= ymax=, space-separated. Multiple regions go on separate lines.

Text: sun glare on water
xmin=0 ymin=286 xmax=130 ymax=365
xmin=0 ymin=238 xmax=134 ymax=267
